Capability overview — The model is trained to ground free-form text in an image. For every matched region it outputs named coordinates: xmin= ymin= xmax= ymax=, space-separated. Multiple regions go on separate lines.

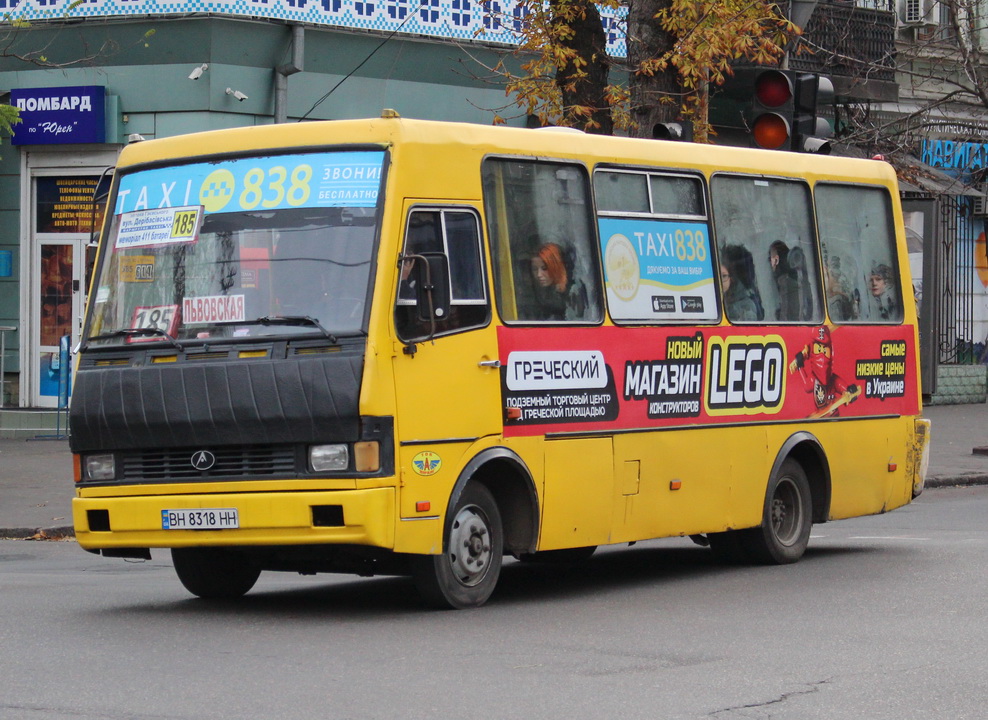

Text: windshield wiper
xmin=241 ymin=315 xmax=340 ymax=342
xmin=87 ymin=327 xmax=184 ymax=350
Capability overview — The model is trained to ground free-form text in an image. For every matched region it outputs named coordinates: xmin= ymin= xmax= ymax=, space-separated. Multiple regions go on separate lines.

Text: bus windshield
xmin=86 ymin=149 xmax=385 ymax=345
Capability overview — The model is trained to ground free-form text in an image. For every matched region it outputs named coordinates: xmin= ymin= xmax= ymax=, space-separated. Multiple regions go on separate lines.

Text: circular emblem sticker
xmin=199 ymin=169 xmax=236 ymax=213
xmin=412 ymin=451 xmax=442 ymax=476
xmin=605 ymin=233 xmax=640 ymax=301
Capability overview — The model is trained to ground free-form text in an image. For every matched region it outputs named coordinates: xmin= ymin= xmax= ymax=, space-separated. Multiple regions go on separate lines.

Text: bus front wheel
xmin=412 ymin=483 xmax=503 ymax=609
xmin=741 ymin=458 xmax=812 ymax=564
xmin=171 ymin=547 xmax=261 ymax=599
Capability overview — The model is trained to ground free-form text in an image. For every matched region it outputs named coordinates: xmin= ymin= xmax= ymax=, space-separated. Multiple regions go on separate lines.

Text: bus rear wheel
xmin=741 ymin=458 xmax=812 ymax=564
xmin=412 ymin=483 xmax=503 ymax=609
xmin=171 ymin=547 xmax=261 ymax=599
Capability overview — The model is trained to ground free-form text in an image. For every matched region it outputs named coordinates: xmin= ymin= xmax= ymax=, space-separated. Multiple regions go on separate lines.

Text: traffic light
xmin=792 ymin=73 xmax=835 ymax=154
xmin=709 ymin=68 xmax=833 ymax=153
xmin=652 ymin=121 xmax=693 ymax=142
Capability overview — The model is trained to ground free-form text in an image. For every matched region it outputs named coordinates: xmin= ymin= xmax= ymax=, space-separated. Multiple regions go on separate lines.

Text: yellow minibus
xmin=71 ymin=112 xmax=930 ymax=608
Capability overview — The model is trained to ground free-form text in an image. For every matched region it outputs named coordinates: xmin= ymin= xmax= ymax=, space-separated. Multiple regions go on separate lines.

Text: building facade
xmin=0 ymin=0 xmax=983 ymax=408
xmin=888 ymin=0 xmax=988 ymax=400
xmin=0 ymin=0 xmax=632 ymax=407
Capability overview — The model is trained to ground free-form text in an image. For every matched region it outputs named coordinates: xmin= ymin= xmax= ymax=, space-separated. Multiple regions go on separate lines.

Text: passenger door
xmin=391 ymin=205 xmax=501 ymax=511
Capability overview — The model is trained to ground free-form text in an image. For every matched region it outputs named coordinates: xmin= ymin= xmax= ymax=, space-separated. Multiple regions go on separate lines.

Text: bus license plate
xmin=161 ymin=508 xmax=239 ymax=530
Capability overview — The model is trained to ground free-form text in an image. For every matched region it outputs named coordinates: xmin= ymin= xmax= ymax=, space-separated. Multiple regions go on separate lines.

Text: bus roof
xmin=117 ymin=114 xmax=898 ymax=187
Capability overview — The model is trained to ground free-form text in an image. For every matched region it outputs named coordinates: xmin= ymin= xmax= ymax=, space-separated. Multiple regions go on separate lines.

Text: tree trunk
xmin=552 ymin=0 xmax=613 ymax=134
xmin=626 ymin=0 xmax=678 ymax=138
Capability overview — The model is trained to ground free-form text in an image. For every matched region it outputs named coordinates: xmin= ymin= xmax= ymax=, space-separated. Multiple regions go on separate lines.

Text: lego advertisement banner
xmin=498 ymin=324 xmax=918 ymax=436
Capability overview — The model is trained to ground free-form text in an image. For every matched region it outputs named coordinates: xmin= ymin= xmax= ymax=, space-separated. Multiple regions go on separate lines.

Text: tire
xmin=412 ymin=483 xmax=503 ymax=609
xmin=740 ymin=458 xmax=813 ymax=565
xmin=518 ymin=546 xmax=597 ymax=563
xmin=171 ymin=548 xmax=261 ymax=599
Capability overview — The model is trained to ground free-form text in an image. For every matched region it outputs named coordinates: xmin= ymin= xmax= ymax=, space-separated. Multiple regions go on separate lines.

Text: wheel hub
xmin=447 ymin=505 xmax=492 ymax=587
xmin=771 ymin=477 xmax=802 ymax=546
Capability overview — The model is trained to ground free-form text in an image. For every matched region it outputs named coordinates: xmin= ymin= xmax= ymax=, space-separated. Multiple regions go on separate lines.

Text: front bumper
xmin=73 ymin=487 xmax=395 ymax=550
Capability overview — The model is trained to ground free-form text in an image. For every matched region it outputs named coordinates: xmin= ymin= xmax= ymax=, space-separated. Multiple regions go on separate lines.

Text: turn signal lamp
xmin=354 ymin=441 xmax=380 ymax=473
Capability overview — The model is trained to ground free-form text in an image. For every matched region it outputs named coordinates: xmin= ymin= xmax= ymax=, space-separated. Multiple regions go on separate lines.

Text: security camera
xmin=188 ymin=63 xmax=208 ymax=80
xmin=226 ymin=87 xmax=248 ymax=102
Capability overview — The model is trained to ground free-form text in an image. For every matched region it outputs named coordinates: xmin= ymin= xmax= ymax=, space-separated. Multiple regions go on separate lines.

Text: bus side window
xmin=482 ymin=159 xmax=603 ymax=324
xmin=816 ymin=184 xmax=902 ymax=323
xmin=711 ymin=175 xmax=823 ymax=324
xmin=394 ymin=207 xmax=489 ymax=341
xmin=594 ymin=169 xmax=718 ymax=324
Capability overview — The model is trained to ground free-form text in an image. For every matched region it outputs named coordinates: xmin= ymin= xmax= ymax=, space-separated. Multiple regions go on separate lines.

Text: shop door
xmin=34 ymin=238 xmax=86 ymax=407
xmin=30 ymin=173 xmax=108 ymax=408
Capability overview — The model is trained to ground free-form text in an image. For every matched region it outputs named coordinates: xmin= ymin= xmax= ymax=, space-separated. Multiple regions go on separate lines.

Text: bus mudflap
xmin=910 ymin=417 xmax=932 ymax=497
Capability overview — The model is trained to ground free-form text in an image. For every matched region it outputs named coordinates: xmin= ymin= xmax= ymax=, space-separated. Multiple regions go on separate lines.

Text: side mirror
xmin=414 ymin=252 xmax=451 ymax=323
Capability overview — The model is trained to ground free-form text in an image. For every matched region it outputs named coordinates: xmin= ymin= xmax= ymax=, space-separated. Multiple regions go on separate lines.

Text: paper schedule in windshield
xmin=115 ymin=205 xmax=202 ymax=250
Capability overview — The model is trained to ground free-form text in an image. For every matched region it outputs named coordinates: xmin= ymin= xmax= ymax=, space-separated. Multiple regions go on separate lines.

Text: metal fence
xmin=935 ymin=195 xmax=978 ymax=364
xmin=791 ymin=1 xmax=897 ymax=83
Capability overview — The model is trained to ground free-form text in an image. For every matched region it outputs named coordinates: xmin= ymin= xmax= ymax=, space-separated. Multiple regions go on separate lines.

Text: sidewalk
xmin=1 ymin=403 xmax=987 ymax=538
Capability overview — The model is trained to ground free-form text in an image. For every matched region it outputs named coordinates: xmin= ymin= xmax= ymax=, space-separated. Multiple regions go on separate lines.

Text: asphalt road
xmin=2 ymin=486 xmax=987 ymax=720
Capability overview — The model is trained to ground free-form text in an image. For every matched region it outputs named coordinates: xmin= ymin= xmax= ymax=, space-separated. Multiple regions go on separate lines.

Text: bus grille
xmin=119 ymin=445 xmax=297 ymax=481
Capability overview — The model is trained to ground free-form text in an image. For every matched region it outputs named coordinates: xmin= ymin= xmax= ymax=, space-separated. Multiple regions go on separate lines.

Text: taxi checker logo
xmin=199 ymin=169 xmax=235 ymax=213
xmin=412 ymin=451 xmax=441 ymax=476
xmin=191 ymin=450 xmax=217 ymax=471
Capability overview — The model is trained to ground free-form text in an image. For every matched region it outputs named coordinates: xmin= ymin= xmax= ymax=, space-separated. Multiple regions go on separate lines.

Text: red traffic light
xmin=708 ymin=68 xmax=831 ymax=151
xmin=754 ymin=71 xmax=793 ymax=109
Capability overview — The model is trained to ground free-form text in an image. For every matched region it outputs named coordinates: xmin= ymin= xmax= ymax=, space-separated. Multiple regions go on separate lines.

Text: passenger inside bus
xmin=787 ymin=246 xmax=815 ymax=321
xmin=528 ymin=242 xmax=589 ymax=321
xmin=769 ymin=240 xmax=799 ymax=321
xmin=869 ymin=263 xmax=897 ymax=320
xmin=397 ymin=257 xmax=417 ymax=301
xmin=720 ymin=244 xmax=764 ymax=321
xmin=720 ymin=262 xmax=760 ymax=321
xmin=823 ymin=254 xmax=855 ymax=322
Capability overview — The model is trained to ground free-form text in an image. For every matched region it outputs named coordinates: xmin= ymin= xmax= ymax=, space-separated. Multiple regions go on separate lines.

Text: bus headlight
xmin=85 ymin=453 xmax=116 ymax=481
xmin=309 ymin=444 xmax=349 ymax=472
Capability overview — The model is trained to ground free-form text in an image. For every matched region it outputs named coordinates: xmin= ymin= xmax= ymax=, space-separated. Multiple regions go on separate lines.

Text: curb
xmin=0 ymin=525 xmax=74 ymax=540
xmin=924 ymin=474 xmax=988 ymax=488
